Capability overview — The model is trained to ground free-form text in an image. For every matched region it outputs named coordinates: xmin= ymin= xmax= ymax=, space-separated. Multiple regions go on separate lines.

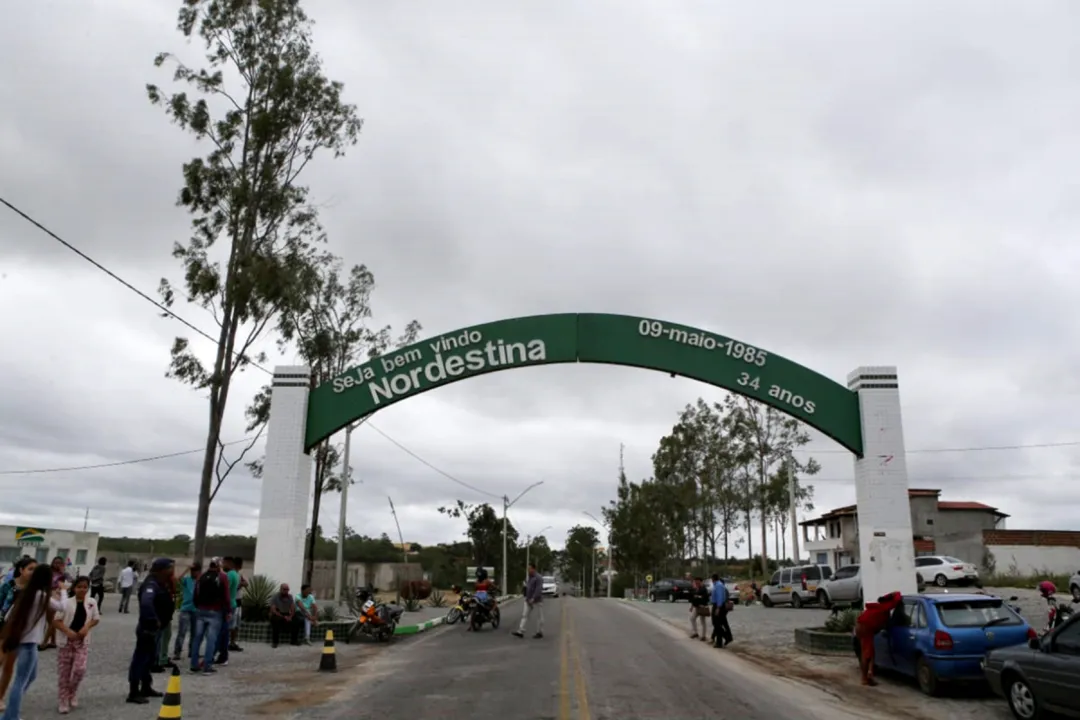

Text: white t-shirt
xmin=119 ymin=567 xmax=135 ymax=589
xmin=10 ymin=591 xmax=65 ymax=645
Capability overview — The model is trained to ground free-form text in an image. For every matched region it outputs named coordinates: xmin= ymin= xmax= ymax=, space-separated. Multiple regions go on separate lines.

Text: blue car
xmin=856 ymin=593 xmax=1037 ymax=696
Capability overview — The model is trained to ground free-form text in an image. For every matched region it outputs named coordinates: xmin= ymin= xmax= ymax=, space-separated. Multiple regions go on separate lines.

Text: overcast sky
xmin=3 ymin=1 xmax=1079 ymax=559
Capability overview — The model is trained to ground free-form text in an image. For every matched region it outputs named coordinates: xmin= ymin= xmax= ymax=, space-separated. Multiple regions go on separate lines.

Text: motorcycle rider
xmin=468 ymin=569 xmax=496 ymax=631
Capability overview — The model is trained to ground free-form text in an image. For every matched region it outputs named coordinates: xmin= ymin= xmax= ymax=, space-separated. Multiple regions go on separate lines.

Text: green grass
xmin=980 ymin=571 xmax=1073 ymax=590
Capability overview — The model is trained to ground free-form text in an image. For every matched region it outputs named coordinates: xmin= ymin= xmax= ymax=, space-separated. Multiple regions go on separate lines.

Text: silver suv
xmin=761 ymin=564 xmax=832 ymax=608
xmin=816 ymin=564 xmax=928 ymax=608
xmin=1070 ymin=570 xmax=1080 ymax=602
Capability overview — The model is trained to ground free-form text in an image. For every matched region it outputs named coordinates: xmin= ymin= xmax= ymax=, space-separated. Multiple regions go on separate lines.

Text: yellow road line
xmin=559 ymin=600 xmax=571 ymax=720
xmin=569 ymin=605 xmax=592 ymax=720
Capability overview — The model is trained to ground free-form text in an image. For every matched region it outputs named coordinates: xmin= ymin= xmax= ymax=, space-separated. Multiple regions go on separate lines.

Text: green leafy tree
xmin=564 ymin=525 xmax=600 ymax=594
xmin=438 ymin=501 xmax=519 ymax=581
xmin=526 ymin=535 xmax=554 ymax=575
xmin=147 ymin=0 xmax=363 ymax=562
xmin=764 ymin=456 xmax=818 ymax=562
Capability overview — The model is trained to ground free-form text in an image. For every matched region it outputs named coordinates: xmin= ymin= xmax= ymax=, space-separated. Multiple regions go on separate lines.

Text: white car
xmin=1069 ymin=571 xmax=1080 ymax=602
xmin=542 ymin=576 xmax=559 ymax=597
xmin=914 ymin=555 xmax=979 ymax=587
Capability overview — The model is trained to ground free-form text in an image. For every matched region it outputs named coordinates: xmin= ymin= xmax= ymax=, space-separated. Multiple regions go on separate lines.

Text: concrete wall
xmin=934 ymin=510 xmax=1001 ymax=567
xmin=984 ymin=530 xmax=1080 ymax=576
xmin=909 ymin=496 xmax=939 ymax=537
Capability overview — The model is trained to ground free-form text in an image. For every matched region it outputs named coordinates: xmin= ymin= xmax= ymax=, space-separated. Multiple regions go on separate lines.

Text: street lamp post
xmin=525 ymin=525 xmax=552 ymax=580
xmin=334 ymin=415 xmax=370 ymax=604
xmin=584 ymin=511 xmax=613 ymax=599
xmin=502 ymin=481 xmax=544 ymax=594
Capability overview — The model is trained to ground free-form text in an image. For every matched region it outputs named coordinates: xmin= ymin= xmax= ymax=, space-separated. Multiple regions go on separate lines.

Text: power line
xmin=0 ymin=196 xmax=271 ymax=375
xmin=0 ymin=437 xmax=256 ymax=475
xmin=365 ymin=422 xmax=501 ymax=500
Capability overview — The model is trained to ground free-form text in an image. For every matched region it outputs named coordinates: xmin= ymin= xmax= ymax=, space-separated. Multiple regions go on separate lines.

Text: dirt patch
xmin=245 ymin=645 xmax=383 ymax=716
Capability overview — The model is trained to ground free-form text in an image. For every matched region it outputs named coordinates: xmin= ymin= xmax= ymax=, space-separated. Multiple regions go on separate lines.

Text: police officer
xmin=126 ymin=558 xmax=175 ymax=704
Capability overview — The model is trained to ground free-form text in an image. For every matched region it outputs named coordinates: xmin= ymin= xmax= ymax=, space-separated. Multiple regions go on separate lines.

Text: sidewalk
xmin=394 ymin=594 xmax=522 ymax=635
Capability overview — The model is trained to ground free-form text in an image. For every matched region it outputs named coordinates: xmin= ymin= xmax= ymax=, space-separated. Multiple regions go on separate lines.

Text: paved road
xmin=304 ymin=596 xmax=895 ymax=720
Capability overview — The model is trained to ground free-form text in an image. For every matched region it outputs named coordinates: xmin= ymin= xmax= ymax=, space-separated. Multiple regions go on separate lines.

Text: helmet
xmin=1038 ymin=580 xmax=1057 ymax=597
xmin=475 ymin=568 xmax=488 ymax=582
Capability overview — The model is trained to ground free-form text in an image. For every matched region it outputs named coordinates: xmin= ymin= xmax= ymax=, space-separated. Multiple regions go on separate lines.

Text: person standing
xmin=854 ymin=591 xmax=903 ymax=686
xmin=87 ymin=559 xmax=107 ymax=612
xmin=512 ymin=564 xmax=544 ymax=639
xmin=214 ymin=557 xmax=238 ymax=666
xmin=41 ymin=557 xmax=72 ymax=651
xmin=118 ymin=561 xmax=137 ymax=613
xmin=172 ymin=563 xmax=200 ymax=662
xmin=0 ymin=564 xmax=64 ymax=720
xmin=228 ymin=557 xmax=247 ymax=652
xmin=0 ymin=557 xmax=37 ymax=712
xmin=125 ymin=558 xmax=173 ymax=705
xmin=710 ymin=573 xmax=732 ymax=648
xmin=190 ymin=559 xmax=229 ymax=676
xmin=152 ymin=571 xmax=177 ymax=672
xmin=54 ymin=576 xmax=100 ymax=713
xmin=688 ymin=577 xmax=710 ymax=641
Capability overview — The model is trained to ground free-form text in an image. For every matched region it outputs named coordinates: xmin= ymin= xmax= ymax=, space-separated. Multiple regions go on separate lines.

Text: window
xmin=943 ymin=556 xmax=964 ymax=565
xmin=894 ymin=600 xmax=918 ymax=626
xmin=780 ymin=569 xmax=792 ymax=585
xmin=0 ymin=547 xmax=19 ymax=564
xmin=75 ymin=550 xmax=88 ymax=565
xmin=768 ymin=572 xmax=780 ymax=585
xmin=816 ymin=552 xmax=827 ymax=565
xmin=57 ymin=548 xmax=71 ymax=560
xmin=926 ymin=518 xmax=934 ymax=525
xmin=34 ymin=547 xmax=49 ymax=563
xmin=915 ymin=557 xmax=940 ymax=567
xmin=913 ymin=605 xmax=927 ymax=629
xmin=934 ymin=599 xmax=1021 ymax=628
xmin=1053 ymin=620 xmax=1080 ymax=655
xmin=833 ymin=566 xmax=858 ymax=580
xmin=802 ymin=566 xmax=821 ymax=581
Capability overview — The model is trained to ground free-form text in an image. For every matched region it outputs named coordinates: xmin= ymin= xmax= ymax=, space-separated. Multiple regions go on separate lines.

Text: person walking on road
xmin=688 ymin=577 xmax=710 ymax=641
xmin=710 ymin=573 xmax=733 ymax=648
xmin=512 ymin=564 xmax=544 ymax=639
xmin=87 ymin=559 xmax=106 ymax=612
xmin=118 ymin=561 xmax=137 ymax=614
xmin=54 ymin=575 xmax=100 ymax=713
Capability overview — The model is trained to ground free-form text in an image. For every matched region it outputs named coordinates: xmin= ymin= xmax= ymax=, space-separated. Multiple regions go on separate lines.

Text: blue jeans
xmin=173 ymin=610 xmax=196 ymax=658
xmin=215 ymin=610 xmax=230 ymax=662
xmin=1 ymin=643 xmax=37 ymax=720
xmin=191 ymin=610 xmax=222 ymax=671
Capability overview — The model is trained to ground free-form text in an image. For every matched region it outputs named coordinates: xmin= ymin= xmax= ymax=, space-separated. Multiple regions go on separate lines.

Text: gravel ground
xmin=627 ymin=586 xmax=1066 ymax=720
xmin=8 ymin=602 xmax=394 ymax=719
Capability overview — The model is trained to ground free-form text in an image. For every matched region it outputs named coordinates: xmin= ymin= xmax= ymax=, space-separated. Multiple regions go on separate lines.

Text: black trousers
xmin=90 ymin=584 xmax=105 ymax=609
xmin=712 ymin=607 xmax=733 ymax=646
xmin=128 ymin=628 xmax=157 ymax=693
xmin=270 ymin=615 xmax=300 ymax=646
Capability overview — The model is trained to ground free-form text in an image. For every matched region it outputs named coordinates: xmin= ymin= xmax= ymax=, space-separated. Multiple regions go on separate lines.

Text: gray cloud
xmin=3 ymin=1 xmax=1080 ymax=553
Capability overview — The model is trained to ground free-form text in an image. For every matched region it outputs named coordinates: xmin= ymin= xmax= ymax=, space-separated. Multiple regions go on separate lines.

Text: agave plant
xmin=428 ymin=588 xmax=447 ymax=608
xmin=318 ymin=603 xmax=340 ymax=622
xmin=403 ymin=596 xmax=422 ymax=612
xmin=240 ymin=574 xmax=277 ymax=623
xmin=824 ymin=608 xmax=859 ymax=634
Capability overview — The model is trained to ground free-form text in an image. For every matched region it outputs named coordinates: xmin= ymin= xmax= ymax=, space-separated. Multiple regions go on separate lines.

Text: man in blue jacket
xmin=710 ymin=573 xmax=733 ymax=648
xmin=126 ymin=558 xmax=174 ymax=704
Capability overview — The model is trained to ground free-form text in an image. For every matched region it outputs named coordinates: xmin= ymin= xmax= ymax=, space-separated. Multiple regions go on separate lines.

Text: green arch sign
xmin=305 ymin=313 xmax=864 ymax=455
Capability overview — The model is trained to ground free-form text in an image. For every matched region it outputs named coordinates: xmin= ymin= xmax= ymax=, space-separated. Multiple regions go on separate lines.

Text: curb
xmin=394 ymin=595 xmax=523 ymax=635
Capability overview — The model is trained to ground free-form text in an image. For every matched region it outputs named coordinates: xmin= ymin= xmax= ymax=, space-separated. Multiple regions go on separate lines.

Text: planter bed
xmin=793 ymin=627 xmax=857 ymax=656
xmin=237 ymin=619 xmax=355 ymax=645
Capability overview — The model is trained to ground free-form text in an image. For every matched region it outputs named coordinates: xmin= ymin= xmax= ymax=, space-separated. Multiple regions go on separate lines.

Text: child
xmin=54 ymin=576 xmax=100 ymax=713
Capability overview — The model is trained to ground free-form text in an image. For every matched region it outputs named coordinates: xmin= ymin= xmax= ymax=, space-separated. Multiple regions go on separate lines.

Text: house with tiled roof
xmin=798 ymin=488 xmax=1008 ymax=571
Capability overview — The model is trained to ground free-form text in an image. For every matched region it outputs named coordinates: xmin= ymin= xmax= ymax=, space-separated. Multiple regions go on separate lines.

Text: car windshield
xmin=542 ymin=576 xmax=555 ymax=583
xmin=935 ymin=599 xmax=1020 ymax=627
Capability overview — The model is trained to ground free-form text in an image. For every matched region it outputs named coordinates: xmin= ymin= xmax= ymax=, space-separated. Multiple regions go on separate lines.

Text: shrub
xmin=428 ymin=588 xmax=447 ymax=608
xmin=823 ymin=608 xmax=859 ymax=634
xmin=240 ymin=574 xmax=277 ymax=623
xmin=318 ymin=603 xmax=340 ymax=622
xmin=403 ymin=597 xmax=422 ymax=612
xmin=981 ymin=569 xmax=1071 ymax=590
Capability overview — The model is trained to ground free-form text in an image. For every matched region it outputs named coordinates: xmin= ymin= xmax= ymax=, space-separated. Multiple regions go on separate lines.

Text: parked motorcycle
xmin=468 ymin=591 xmax=501 ymax=631
xmin=446 ymin=586 xmax=472 ymax=625
xmin=351 ymin=585 xmax=405 ymax=642
xmin=1044 ymin=595 xmax=1074 ymax=634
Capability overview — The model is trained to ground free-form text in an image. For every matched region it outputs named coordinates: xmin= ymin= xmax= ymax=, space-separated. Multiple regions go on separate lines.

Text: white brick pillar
xmin=253 ymin=366 xmax=313 ymax=592
xmin=848 ymin=366 xmax=918 ymax=602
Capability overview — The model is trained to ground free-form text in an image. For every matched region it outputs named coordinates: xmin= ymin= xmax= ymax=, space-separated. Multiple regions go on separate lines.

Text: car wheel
xmin=1071 ymin=584 xmax=1080 ymax=603
xmin=649 ymin=593 xmax=656 ymax=603
xmin=857 ymin=590 xmax=864 ymax=608
xmin=934 ymin=574 xmax=949 ymax=587
xmin=792 ymin=592 xmax=803 ymax=609
xmin=816 ymin=590 xmax=831 ymax=609
xmin=1006 ymin=675 xmax=1040 ymax=720
xmin=762 ymin=594 xmax=774 ymax=608
xmin=916 ymin=656 xmax=940 ymax=696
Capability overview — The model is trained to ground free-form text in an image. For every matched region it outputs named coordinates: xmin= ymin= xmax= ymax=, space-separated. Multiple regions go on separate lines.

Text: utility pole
xmin=788 ymin=453 xmax=801 ymax=564
xmin=502 ymin=481 xmax=544 ymax=595
xmin=82 ymin=508 xmax=89 ymax=533
xmin=335 ymin=417 xmax=368 ymax=604
xmin=585 ymin=509 xmax=613 ymax=599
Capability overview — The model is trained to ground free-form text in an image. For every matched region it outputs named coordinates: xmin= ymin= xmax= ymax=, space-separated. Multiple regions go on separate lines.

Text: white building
xmin=0 ymin=525 xmax=100 ymax=577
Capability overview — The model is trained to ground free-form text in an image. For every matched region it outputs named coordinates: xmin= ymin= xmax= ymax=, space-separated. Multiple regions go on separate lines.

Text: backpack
xmin=196 ymin=571 xmax=223 ymax=605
